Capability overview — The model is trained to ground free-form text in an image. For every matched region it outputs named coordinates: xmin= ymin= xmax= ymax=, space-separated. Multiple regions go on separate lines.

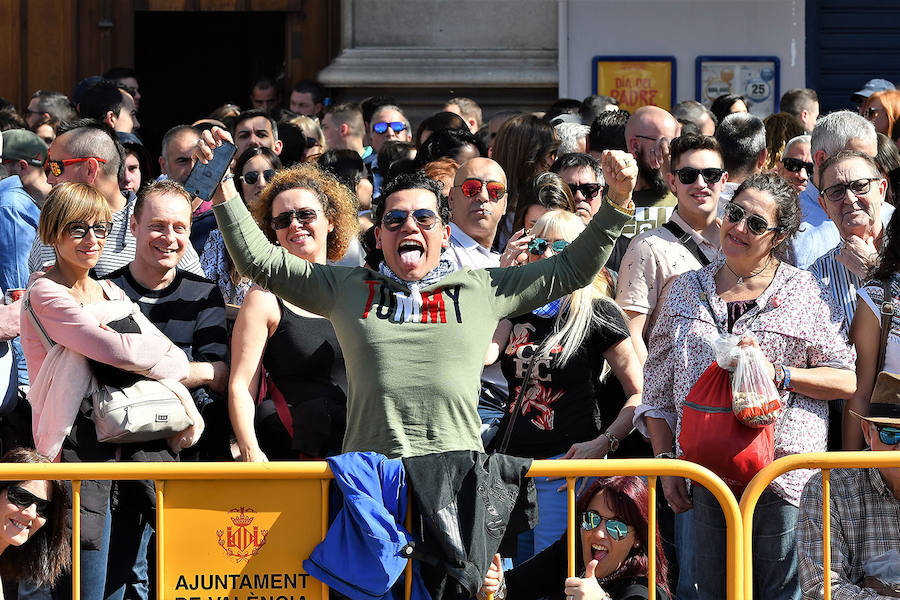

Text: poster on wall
xmin=592 ymin=56 xmax=676 ymax=114
xmin=696 ymin=56 xmax=780 ymax=117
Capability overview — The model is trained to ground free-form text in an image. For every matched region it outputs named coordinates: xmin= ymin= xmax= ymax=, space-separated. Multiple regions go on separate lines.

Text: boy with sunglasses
xmin=798 ymin=371 xmax=900 ymax=599
xmin=616 ymin=134 xmax=725 ymax=365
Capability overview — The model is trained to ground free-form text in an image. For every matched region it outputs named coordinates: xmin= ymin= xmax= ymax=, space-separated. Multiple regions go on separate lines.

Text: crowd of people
xmin=1 ymin=70 xmax=900 ymax=600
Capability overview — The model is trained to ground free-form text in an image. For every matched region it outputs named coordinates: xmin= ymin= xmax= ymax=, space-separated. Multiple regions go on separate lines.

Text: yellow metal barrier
xmin=0 ymin=458 xmax=742 ymax=600
xmin=740 ymin=451 xmax=900 ymax=600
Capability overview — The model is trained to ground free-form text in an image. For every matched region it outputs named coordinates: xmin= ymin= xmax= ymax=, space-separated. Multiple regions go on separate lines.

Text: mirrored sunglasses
xmin=781 ymin=157 xmax=814 ymax=177
xmin=569 ymin=183 xmax=602 ymax=199
xmin=723 ymin=202 xmax=779 ymax=236
xmin=876 ymin=425 xmax=900 ymax=446
xmin=373 ymin=121 xmax=407 ymax=135
xmin=6 ymin=485 xmax=50 ymax=518
xmin=527 ymin=237 xmax=570 ymax=256
xmin=382 ymin=208 xmax=439 ymax=232
xmin=44 ymin=157 xmax=108 ymax=178
xmin=66 ymin=221 xmax=113 ymax=239
xmin=241 ymin=169 xmax=276 ymax=185
xmin=270 ymin=208 xmax=321 ymax=230
xmin=456 ymin=178 xmax=506 ymax=201
xmin=672 ymin=167 xmax=725 ymax=185
xmin=580 ymin=510 xmax=630 ymax=540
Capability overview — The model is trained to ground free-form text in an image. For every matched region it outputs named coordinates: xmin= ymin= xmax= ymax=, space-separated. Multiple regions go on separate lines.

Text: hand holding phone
xmin=191 ymin=127 xmax=239 ymax=205
xmin=183 ymin=139 xmax=237 ymax=201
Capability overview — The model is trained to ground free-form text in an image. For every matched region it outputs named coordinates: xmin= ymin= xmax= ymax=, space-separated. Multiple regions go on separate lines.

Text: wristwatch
xmin=602 ymin=431 xmax=620 ymax=453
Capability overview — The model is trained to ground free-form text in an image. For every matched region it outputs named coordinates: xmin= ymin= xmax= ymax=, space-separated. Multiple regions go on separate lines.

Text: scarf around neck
xmin=379 ymin=255 xmax=457 ymax=303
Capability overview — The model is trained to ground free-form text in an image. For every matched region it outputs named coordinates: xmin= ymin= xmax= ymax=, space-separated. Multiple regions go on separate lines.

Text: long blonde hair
xmin=529 ymin=210 xmax=624 ymax=366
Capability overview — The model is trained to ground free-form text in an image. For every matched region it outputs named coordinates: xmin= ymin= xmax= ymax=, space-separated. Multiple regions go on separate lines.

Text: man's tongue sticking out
xmin=399 ymin=242 xmax=424 ymax=270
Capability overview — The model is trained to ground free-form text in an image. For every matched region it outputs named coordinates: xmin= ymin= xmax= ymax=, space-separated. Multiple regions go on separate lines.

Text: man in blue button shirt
xmin=0 ymin=129 xmax=50 ymax=388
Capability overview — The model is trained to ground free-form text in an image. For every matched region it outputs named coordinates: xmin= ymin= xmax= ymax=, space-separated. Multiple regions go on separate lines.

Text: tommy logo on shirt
xmin=362 ymin=280 xmax=463 ymax=324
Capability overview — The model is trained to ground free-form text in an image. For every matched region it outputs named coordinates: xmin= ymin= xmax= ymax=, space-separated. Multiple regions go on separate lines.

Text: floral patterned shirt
xmin=199 ymin=229 xmax=252 ymax=306
xmin=635 ymin=256 xmax=855 ymax=506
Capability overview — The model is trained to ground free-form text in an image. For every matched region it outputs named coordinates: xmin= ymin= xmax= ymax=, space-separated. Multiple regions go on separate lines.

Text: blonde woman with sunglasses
xmin=486 ymin=209 xmax=643 ymax=561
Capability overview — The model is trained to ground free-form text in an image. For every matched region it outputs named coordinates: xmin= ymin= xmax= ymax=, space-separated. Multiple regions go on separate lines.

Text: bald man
xmin=447 ymin=158 xmax=509 ymax=264
xmin=622 ymin=106 xmax=681 ymax=238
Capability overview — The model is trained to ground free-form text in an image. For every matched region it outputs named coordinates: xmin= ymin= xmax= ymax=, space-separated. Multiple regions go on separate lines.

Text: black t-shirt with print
xmin=497 ymin=299 xmax=629 ymax=458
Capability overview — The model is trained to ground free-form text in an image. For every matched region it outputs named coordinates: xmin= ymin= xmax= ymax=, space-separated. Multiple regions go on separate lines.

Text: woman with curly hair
xmin=0 ymin=448 xmax=70 ymax=593
xmin=229 ymin=164 xmax=358 ymax=461
xmin=763 ymin=112 xmax=807 ymax=170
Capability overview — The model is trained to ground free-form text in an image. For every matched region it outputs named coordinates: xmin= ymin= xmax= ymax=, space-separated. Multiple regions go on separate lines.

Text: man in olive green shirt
xmin=202 ymin=128 xmax=637 ymax=458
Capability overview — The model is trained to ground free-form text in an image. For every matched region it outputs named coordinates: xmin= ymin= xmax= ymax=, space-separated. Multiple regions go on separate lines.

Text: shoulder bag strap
xmin=22 ymin=291 xmax=55 ymax=352
xmin=496 ymin=337 xmax=549 ymax=454
xmin=877 ymin=279 xmax=894 ymax=372
xmin=662 ymin=220 xmax=711 ymax=267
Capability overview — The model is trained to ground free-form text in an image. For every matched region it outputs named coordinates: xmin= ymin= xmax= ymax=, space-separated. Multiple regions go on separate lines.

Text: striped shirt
xmin=808 ymin=244 xmax=862 ymax=334
xmin=27 ymin=192 xmax=203 ymax=278
xmin=798 ymin=465 xmax=900 ymax=599
xmin=104 ymin=267 xmax=227 ymax=366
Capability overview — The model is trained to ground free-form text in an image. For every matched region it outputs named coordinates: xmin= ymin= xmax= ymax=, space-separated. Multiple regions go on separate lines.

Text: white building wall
xmin=560 ymin=0 xmax=806 ymax=108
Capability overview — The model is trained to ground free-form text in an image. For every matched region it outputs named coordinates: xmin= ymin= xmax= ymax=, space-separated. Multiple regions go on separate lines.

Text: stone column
xmin=318 ymin=0 xmax=560 ymax=126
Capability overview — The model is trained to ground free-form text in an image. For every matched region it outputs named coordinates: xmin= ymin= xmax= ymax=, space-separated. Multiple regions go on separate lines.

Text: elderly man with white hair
xmin=791 ymin=110 xmax=881 ymax=269
xmin=554 ymin=122 xmax=590 ymax=154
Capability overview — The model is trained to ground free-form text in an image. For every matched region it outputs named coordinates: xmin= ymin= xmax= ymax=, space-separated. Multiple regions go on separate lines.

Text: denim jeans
xmin=105 ymin=482 xmax=154 ymax=600
xmin=512 ymin=453 xmax=579 ymax=562
xmin=50 ymin=499 xmax=112 ymax=600
xmin=692 ymin=485 xmax=800 ymax=600
xmin=674 ymin=509 xmax=699 ymax=600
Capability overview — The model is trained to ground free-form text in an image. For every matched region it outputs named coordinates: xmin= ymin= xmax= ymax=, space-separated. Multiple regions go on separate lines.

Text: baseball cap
xmin=852 ymin=78 xmax=896 ymax=101
xmin=1 ymin=129 xmax=48 ymax=167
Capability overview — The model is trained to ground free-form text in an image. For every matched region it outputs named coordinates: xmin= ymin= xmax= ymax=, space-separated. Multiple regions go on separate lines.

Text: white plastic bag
xmin=707 ymin=332 xmax=781 ymax=428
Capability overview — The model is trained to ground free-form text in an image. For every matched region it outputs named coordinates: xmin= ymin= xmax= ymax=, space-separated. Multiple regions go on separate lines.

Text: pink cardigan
xmin=21 ymin=277 xmax=188 ymax=383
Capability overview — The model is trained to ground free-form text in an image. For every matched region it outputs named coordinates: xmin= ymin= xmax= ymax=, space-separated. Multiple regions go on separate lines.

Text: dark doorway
xmin=134 ymin=11 xmax=286 ymax=174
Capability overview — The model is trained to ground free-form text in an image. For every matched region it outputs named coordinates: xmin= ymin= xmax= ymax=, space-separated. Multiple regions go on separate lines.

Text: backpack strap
xmin=663 ymin=220 xmax=711 ymax=267
xmin=877 ymin=279 xmax=894 ymax=372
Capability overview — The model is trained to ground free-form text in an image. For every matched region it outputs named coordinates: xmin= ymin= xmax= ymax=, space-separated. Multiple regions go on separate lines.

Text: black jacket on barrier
xmin=402 ymin=451 xmax=538 ymax=600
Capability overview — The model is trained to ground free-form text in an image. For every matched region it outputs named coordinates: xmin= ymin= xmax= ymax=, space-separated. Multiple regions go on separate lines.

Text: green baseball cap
xmin=1 ymin=129 xmax=49 ymax=167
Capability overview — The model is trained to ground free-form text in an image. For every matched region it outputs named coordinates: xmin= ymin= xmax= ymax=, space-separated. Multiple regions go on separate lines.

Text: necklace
xmin=724 ymin=255 xmax=773 ymax=286
xmin=57 ymin=274 xmax=92 ymax=307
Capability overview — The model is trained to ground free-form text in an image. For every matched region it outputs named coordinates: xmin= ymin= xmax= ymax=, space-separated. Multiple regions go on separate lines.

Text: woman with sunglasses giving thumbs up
xmin=477 ymin=476 xmax=670 ymax=600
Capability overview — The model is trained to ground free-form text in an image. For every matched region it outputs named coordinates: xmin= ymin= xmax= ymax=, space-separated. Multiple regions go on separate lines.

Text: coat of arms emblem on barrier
xmin=216 ymin=507 xmax=269 ymax=562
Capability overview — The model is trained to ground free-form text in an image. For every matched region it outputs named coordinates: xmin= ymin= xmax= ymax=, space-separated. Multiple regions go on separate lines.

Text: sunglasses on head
xmin=382 ymin=208 xmax=439 ymax=232
xmin=875 ymin=424 xmax=900 ymax=446
xmin=527 ymin=237 xmax=570 ymax=256
xmin=672 ymin=167 xmax=725 ymax=185
xmin=455 ymin=178 xmax=507 ymax=201
xmin=270 ymin=208 xmax=321 ymax=230
xmin=781 ymin=157 xmax=814 ymax=177
xmin=305 ymin=137 xmax=320 ymax=148
xmin=44 ymin=157 xmax=108 ymax=178
xmin=569 ymin=183 xmax=602 ymax=199
xmin=373 ymin=121 xmax=407 ymax=135
xmin=580 ymin=510 xmax=630 ymax=540
xmin=723 ymin=202 xmax=780 ymax=236
xmin=241 ymin=169 xmax=276 ymax=185
xmin=6 ymin=485 xmax=50 ymax=518
xmin=66 ymin=221 xmax=113 ymax=240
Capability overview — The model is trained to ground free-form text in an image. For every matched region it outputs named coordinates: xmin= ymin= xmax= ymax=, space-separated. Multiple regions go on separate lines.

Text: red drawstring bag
xmin=678 ymin=361 xmax=774 ymax=495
